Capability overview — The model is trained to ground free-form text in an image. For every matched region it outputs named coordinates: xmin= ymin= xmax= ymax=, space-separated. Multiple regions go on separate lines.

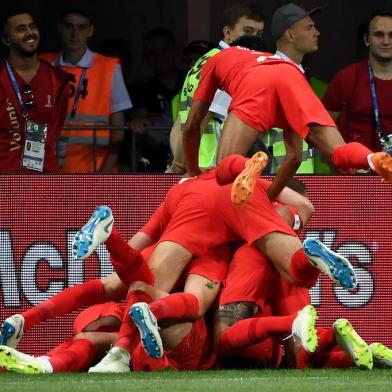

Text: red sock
xmin=48 ymin=338 xmax=96 ymax=372
xmin=106 ymin=226 xmax=154 ymax=286
xmin=233 ymin=339 xmax=283 ymax=368
xmin=332 ymin=142 xmax=372 ymax=170
xmin=289 ymin=248 xmax=320 ymax=288
xmin=23 ymin=279 xmax=106 ymax=332
xmin=217 ymin=315 xmax=295 ymax=356
xmin=317 ymin=327 xmax=336 ymax=351
xmin=215 ymin=154 xmax=247 ymax=185
xmin=149 ymin=293 xmax=200 ymax=321
xmin=296 ymin=329 xmax=344 ymax=369
xmin=115 ymin=290 xmax=153 ymax=353
xmin=323 ymin=348 xmax=353 ymax=368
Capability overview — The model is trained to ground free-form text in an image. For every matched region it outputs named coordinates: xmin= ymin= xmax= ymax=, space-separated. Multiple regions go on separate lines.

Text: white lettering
xmin=21 ymin=243 xmax=65 ymax=305
xmin=6 ymin=98 xmax=22 ymax=151
xmin=0 ymin=230 xmax=20 ymax=307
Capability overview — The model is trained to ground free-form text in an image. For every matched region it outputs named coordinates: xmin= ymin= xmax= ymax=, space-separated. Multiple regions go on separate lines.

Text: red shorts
xmin=230 ymin=63 xmax=335 ymax=136
xmin=73 ymin=302 xmax=124 ymax=334
xmin=132 ymin=343 xmax=173 ymax=372
xmin=165 ymin=318 xmax=217 ymax=370
xmin=215 ymin=181 xmax=297 ymax=246
xmin=158 ymin=175 xmax=296 ymax=256
xmin=270 ymin=276 xmax=310 ymax=316
xmin=132 ymin=318 xmax=216 ymax=371
xmin=219 ymin=244 xmax=274 ymax=309
xmin=156 ymin=176 xmax=237 ymax=257
xmin=236 ymin=338 xmax=284 ymax=369
xmin=219 ymin=244 xmax=310 ymax=314
xmin=184 ymin=244 xmax=233 ymax=283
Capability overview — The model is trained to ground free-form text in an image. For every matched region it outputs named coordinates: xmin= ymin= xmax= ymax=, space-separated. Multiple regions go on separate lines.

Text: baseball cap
xmin=271 ymin=3 xmax=321 ymax=41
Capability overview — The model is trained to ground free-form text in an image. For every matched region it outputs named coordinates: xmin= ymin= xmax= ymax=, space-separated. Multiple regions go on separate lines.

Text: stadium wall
xmin=0 ymin=175 xmax=391 ymax=355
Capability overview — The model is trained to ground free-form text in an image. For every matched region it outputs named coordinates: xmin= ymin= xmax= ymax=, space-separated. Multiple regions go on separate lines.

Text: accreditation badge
xmin=382 ymin=134 xmax=392 ymax=155
xmin=22 ymin=120 xmax=47 ymax=172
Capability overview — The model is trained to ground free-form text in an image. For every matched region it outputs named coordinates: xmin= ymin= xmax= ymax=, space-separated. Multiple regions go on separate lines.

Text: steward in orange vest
xmin=40 ymin=10 xmax=132 ymax=173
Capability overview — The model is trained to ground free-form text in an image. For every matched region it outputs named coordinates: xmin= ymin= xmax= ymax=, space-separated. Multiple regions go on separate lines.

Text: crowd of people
xmin=0 ymin=1 xmax=391 ymax=174
xmin=0 ymin=0 xmax=392 ymax=375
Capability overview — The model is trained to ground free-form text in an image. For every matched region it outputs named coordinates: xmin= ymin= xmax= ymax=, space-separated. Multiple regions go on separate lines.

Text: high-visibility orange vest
xmin=40 ymin=51 xmax=118 ymax=173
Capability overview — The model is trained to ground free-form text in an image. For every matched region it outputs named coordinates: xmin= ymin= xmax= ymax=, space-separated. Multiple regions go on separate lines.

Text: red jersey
xmin=194 ymin=47 xmax=292 ymax=103
xmin=194 ymin=46 xmax=335 ymax=136
xmin=0 ymin=59 xmax=70 ymax=173
xmin=323 ymin=60 xmax=392 ymax=151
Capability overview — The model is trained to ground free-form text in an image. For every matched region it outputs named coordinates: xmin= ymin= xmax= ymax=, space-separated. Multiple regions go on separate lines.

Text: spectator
xmin=40 ymin=9 xmax=132 ymax=173
xmin=100 ymin=37 xmax=133 ymax=86
xmin=167 ymin=0 xmax=265 ymax=173
xmin=323 ymin=11 xmax=392 ymax=154
xmin=263 ymin=2 xmax=332 ymax=174
xmin=182 ymin=40 xmax=215 ymax=71
xmin=0 ymin=9 xmax=70 ymax=173
xmin=125 ymin=28 xmax=186 ymax=173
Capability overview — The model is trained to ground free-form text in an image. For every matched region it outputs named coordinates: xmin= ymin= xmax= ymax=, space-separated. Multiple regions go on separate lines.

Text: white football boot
xmin=88 ymin=347 xmax=131 ymax=373
xmin=72 ymin=205 xmax=113 ymax=260
xmin=303 ymin=238 xmax=357 ymax=289
xmin=130 ymin=302 xmax=163 ymax=359
xmin=292 ymin=304 xmax=318 ymax=353
xmin=0 ymin=314 xmax=25 ymax=348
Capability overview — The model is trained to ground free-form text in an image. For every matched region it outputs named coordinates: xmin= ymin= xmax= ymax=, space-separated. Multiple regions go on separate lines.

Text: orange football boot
xmin=231 ymin=151 xmax=268 ymax=205
xmin=370 ymin=152 xmax=392 ymax=183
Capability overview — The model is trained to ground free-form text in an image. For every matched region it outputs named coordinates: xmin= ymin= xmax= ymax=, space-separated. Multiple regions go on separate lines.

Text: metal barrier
xmin=61 ymin=125 xmax=170 ymax=173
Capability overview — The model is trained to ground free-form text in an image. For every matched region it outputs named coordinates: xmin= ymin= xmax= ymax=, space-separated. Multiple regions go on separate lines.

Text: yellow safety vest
xmin=179 ymin=48 xmax=221 ymax=169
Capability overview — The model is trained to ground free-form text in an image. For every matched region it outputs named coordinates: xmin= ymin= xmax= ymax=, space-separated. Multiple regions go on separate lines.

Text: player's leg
xmin=218 ymin=305 xmax=317 ymax=356
xmin=216 ymin=112 xmax=260 ymax=163
xmin=147 ymin=241 xmax=193 ymax=293
xmin=255 ymin=233 xmax=357 ymax=289
xmin=0 ymin=277 xmax=110 ymax=348
xmin=309 ymin=125 xmax=392 ymax=182
xmin=146 ymin=245 xmax=231 ymax=323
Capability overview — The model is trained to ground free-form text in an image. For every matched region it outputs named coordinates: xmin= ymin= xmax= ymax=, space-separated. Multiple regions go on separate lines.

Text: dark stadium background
xmin=1 ymin=0 xmax=392 ymax=82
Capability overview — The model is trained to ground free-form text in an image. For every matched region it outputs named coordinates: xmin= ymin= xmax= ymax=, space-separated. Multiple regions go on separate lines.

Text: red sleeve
xmin=273 ymin=202 xmax=303 ymax=234
xmin=255 ymin=178 xmax=272 ymax=191
xmin=322 ymin=64 xmax=357 ymax=112
xmin=193 ymin=55 xmax=220 ymax=103
xmin=140 ymin=203 xmax=166 ymax=242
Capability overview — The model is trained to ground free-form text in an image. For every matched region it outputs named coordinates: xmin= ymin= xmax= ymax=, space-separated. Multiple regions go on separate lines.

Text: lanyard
xmin=5 ymin=61 xmax=29 ymax=118
xmin=70 ymin=67 xmax=87 ymax=118
xmin=368 ymin=62 xmax=386 ymax=143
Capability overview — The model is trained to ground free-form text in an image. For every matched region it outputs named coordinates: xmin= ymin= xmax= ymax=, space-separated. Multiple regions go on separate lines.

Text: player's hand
xmin=166 ymin=161 xmax=187 ymax=174
xmin=128 ymin=118 xmax=151 ymax=134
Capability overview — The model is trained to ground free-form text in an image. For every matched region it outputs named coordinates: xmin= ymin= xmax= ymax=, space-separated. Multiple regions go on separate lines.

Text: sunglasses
xmin=22 ymin=85 xmax=35 ymax=108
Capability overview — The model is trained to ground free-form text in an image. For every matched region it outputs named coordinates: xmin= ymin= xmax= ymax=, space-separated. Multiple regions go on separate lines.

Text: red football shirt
xmin=194 ymin=47 xmax=335 ymax=135
xmin=323 ymin=60 xmax=392 ymax=151
xmin=0 ymin=60 xmax=69 ymax=173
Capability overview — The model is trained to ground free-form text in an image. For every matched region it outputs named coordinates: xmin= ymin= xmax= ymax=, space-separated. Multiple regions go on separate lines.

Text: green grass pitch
xmin=1 ymin=369 xmax=392 ymax=392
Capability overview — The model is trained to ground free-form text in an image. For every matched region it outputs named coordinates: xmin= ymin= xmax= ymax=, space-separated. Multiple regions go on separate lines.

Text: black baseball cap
xmin=271 ymin=3 xmax=321 ymax=40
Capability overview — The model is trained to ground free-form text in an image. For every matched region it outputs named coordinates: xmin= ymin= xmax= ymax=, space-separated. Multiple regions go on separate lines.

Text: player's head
xmin=182 ymin=40 xmax=215 ymax=70
xmin=143 ymin=28 xmax=178 ymax=75
xmin=57 ymin=9 xmax=94 ymax=53
xmin=230 ymin=35 xmax=267 ymax=52
xmin=272 ymin=3 xmax=320 ymax=55
xmin=287 ymin=178 xmax=308 ymax=197
xmin=222 ymin=0 xmax=265 ymax=44
xmin=364 ymin=11 xmax=392 ymax=63
xmin=1 ymin=9 xmax=39 ymax=57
